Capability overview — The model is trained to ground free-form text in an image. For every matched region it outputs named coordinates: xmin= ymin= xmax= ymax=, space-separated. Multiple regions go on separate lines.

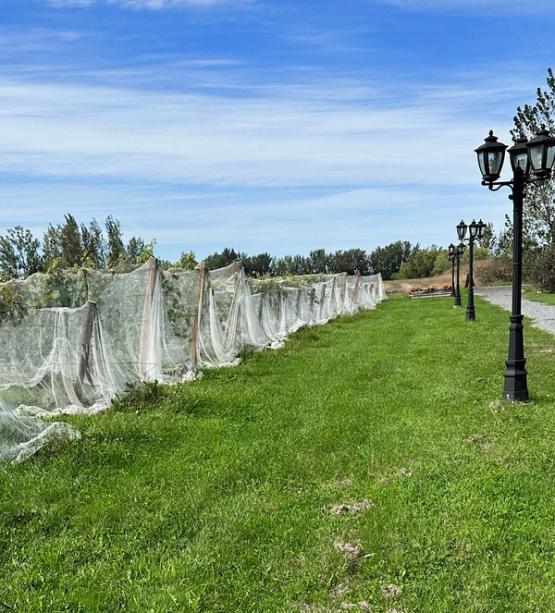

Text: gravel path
xmin=477 ymin=285 xmax=555 ymax=336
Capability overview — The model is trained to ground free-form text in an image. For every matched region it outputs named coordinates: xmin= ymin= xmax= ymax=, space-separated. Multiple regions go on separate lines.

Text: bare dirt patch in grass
xmin=330 ymin=499 xmax=374 ymax=516
xmin=334 ymin=541 xmax=364 ymax=561
xmin=382 ymin=583 xmax=403 ymax=599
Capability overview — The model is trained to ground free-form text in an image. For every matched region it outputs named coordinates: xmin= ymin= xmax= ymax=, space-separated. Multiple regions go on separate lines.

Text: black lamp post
xmin=448 ymin=243 xmax=456 ymax=297
xmin=457 ymin=218 xmax=486 ymax=321
xmin=476 ymin=125 xmax=555 ymax=401
xmin=454 ymin=242 xmax=465 ymax=306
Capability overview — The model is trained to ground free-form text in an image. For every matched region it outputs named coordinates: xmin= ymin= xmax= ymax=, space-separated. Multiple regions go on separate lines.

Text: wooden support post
xmin=78 ymin=300 xmax=97 ymax=386
xmin=227 ymin=264 xmax=242 ymax=349
xmin=319 ymin=284 xmax=327 ymax=320
xmin=309 ymin=287 xmax=316 ymax=319
xmin=330 ymin=278 xmax=337 ymax=314
xmin=258 ymin=293 xmax=264 ymax=324
xmin=277 ymin=288 xmax=283 ymax=324
xmin=295 ymin=288 xmax=302 ymax=319
xmin=340 ymin=273 xmax=348 ymax=308
xmin=352 ymin=272 xmax=361 ymax=307
xmin=190 ymin=262 xmax=207 ymax=371
xmin=139 ymin=256 xmax=159 ymax=381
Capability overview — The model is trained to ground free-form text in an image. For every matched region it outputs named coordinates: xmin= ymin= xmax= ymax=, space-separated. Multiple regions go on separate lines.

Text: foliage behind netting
xmin=0 ymin=259 xmax=386 ymax=463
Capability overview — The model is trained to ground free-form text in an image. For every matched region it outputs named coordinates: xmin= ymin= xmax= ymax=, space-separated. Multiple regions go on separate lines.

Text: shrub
xmin=530 ymin=246 xmax=555 ymax=292
xmin=476 ymin=256 xmax=512 ymax=285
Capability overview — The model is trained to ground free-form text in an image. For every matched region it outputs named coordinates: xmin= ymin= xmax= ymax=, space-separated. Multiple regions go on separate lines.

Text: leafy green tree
xmin=307 ymin=249 xmax=330 ymax=274
xmin=367 ymin=241 xmax=413 ymax=280
xmin=274 ymin=255 xmax=309 ymax=276
xmin=243 ymin=253 xmax=274 ymax=277
xmin=331 ymin=249 xmax=370 ymax=275
xmin=395 ymin=246 xmax=441 ymax=279
xmin=136 ymin=241 xmax=156 ymax=265
xmin=175 ymin=251 xmax=198 ymax=270
xmin=204 ymin=247 xmax=243 ymax=270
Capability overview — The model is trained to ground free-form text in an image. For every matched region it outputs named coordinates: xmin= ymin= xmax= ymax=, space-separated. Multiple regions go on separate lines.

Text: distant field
xmin=384 ymin=259 xmax=490 ymax=293
xmin=385 ymin=269 xmax=458 ymax=293
xmin=2 ymin=295 xmax=555 ymax=611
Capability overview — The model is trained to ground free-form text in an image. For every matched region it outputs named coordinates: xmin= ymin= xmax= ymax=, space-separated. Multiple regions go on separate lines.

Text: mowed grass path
xmin=2 ymin=295 xmax=555 ymax=612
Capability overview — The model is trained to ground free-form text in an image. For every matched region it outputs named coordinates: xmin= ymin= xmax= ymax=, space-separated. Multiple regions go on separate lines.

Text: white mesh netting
xmin=0 ymin=259 xmax=386 ymax=463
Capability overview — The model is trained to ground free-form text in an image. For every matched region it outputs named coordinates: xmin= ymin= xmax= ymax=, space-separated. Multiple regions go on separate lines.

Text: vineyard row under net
xmin=0 ymin=259 xmax=386 ymax=463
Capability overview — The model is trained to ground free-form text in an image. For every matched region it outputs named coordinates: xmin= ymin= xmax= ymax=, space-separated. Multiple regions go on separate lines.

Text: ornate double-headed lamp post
xmin=448 ymin=244 xmax=456 ymax=297
xmin=456 ymin=218 xmax=486 ymax=321
xmin=475 ymin=126 xmax=555 ymax=401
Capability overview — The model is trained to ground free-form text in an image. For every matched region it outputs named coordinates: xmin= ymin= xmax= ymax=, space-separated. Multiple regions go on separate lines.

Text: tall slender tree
xmin=105 ymin=215 xmax=126 ymax=268
xmin=512 ymin=67 xmax=555 ymax=248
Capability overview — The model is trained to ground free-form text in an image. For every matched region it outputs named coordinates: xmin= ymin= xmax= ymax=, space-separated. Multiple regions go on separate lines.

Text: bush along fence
xmin=0 ymin=258 xmax=386 ymax=463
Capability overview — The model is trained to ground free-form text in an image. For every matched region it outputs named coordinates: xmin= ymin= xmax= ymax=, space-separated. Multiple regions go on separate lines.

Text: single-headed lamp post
xmin=476 ymin=126 xmax=555 ymax=401
xmin=457 ymin=218 xmax=486 ymax=321
xmin=448 ymin=243 xmax=456 ymax=297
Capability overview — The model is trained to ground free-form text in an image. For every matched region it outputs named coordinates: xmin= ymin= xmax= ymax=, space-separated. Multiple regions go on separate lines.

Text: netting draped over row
xmin=0 ymin=259 xmax=386 ymax=462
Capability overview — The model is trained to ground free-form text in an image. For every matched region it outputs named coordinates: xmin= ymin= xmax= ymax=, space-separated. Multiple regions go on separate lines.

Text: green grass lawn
xmin=2 ymin=295 xmax=555 ymax=612
xmin=524 ymin=285 xmax=555 ymax=305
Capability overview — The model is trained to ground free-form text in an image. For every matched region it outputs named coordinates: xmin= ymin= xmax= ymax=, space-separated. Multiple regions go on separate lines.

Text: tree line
xmin=0 ymin=215 xmax=154 ymax=281
xmin=0 ymin=218 xmax=457 ymax=282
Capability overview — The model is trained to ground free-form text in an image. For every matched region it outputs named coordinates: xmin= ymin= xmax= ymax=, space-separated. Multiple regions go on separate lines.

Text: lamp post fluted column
xmin=455 ymin=244 xmax=464 ymax=307
xmin=448 ymin=244 xmax=456 ymax=298
xmin=466 ymin=235 xmax=476 ymax=321
xmin=504 ymin=165 xmax=528 ymax=400
xmin=455 ymin=251 xmax=461 ymax=306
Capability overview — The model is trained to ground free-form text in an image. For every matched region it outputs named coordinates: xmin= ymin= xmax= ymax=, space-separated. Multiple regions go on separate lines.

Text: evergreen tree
xmin=42 ymin=224 xmax=63 ymax=270
xmin=59 ymin=214 xmax=83 ymax=268
xmin=0 ymin=227 xmax=42 ymax=280
xmin=126 ymin=236 xmax=146 ymax=265
xmin=81 ymin=219 xmax=105 ymax=268
xmin=105 ymin=215 xmax=126 ymax=268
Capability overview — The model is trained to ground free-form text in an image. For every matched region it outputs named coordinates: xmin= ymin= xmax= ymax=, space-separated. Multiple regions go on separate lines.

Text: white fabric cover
xmin=0 ymin=259 xmax=385 ymax=462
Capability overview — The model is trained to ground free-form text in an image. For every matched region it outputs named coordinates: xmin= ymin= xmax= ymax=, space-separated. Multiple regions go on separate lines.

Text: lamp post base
xmin=466 ymin=307 xmax=476 ymax=321
xmin=503 ymin=368 xmax=529 ymax=401
xmin=503 ymin=314 xmax=529 ymax=401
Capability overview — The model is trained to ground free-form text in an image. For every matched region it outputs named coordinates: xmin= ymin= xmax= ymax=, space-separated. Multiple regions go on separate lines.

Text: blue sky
xmin=1 ymin=1 xmax=555 ymax=260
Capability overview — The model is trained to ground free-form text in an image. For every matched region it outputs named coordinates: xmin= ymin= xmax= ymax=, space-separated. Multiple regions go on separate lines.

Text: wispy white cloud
xmin=378 ymin=0 xmax=552 ymax=13
xmin=0 ymin=27 xmax=83 ymax=52
xmin=0 ymin=59 xmax=540 ymax=256
xmin=47 ymin=0 xmax=248 ymax=8
xmin=0 ymin=67 xmax=533 ymax=189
